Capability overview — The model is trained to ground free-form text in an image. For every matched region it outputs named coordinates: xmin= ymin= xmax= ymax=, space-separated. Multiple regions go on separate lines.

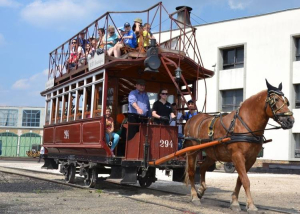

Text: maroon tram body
xmin=41 ymin=3 xmax=214 ymax=187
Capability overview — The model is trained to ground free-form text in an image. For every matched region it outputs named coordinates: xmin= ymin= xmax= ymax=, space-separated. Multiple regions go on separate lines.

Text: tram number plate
xmin=159 ymin=140 xmax=173 ymax=148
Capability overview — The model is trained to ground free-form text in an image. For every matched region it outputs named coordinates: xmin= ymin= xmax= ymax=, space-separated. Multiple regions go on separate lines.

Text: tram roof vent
xmin=175 ymin=6 xmax=192 ymax=28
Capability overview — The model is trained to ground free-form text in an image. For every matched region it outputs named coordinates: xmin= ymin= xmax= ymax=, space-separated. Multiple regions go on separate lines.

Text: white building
xmin=189 ymin=8 xmax=300 ymax=162
xmin=0 ymin=106 xmax=45 ymax=157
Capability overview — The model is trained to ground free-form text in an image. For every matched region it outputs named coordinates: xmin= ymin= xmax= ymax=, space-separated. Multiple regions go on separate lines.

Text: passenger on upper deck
xmin=127 ymin=79 xmax=151 ymax=140
xmin=132 ymin=18 xmax=143 ymax=38
xmin=67 ymin=39 xmax=84 ymax=69
xmin=138 ymin=23 xmax=155 ymax=47
xmin=152 ymin=89 xmax=176 ymax=125
xmin=182 ymin=100 xmax=198 ymax=120
xmin=103 ymin=25 xmax=118 ymax=56
xmin=105 ymin=108 xmax=120 ymax=157
xmin=96 ymin=28 xmax=105 ymax=55
xmin=79 ymin=31 xmax=88 ymax=52
xmin=112 ymin=22 xmax=137 ymax=58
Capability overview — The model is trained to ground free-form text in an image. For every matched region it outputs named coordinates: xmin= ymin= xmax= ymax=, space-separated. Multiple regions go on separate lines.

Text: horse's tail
xmin=184 ymin=150 xmax=198 ymax=186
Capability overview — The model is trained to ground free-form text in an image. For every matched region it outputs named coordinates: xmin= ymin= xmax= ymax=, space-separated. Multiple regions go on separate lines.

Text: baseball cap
xmin=136 ymin=79 xmax=146 ymax=85
xmin=187 ymin=100 xmax=194 ymax=104
xmin=124 ymin=22 xmax=131 ymax=27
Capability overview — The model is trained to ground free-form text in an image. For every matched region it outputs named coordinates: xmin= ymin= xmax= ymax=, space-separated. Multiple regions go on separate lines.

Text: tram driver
xmin=127 ymin=79 xmax=151 ymax=141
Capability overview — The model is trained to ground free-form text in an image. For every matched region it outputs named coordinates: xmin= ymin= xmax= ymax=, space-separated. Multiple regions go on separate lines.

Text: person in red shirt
xmin=105 ymin=108 xmax=120 ymax=157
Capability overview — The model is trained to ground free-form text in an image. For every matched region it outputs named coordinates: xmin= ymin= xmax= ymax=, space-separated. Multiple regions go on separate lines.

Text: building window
xmin=0 ymin=109 xmax=18 ymax=127
xmin=22 ymin=110 xmax=40 ymax=127
xmin=221 ymin=89 xmax=243 ymax=112
xmin=295 ymin=84 xmax=300 ymax=109
xmin=296 ymin=38 xmax=300 ymax=61
xmin=294 ymin=134 xmax=300 ymax=158
xmin=223 ymin=46 xmax=244 ymax=69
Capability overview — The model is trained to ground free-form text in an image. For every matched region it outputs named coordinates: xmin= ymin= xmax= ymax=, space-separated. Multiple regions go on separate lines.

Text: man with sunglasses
xmin=183 ymin=100 xmax=198 ymax=120
xmin=152 ymin=89 xmax=176 ymax=125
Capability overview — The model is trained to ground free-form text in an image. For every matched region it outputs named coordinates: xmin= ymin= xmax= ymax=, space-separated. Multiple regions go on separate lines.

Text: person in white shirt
xmin=38 ymin=146 xmax=45 ymax=163
xmin=170 ymin=103 xmax=184 ymax=149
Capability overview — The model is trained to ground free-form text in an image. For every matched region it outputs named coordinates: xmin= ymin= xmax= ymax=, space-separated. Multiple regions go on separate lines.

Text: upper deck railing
xmin=48 ymin=2 xmax=204 ymax=82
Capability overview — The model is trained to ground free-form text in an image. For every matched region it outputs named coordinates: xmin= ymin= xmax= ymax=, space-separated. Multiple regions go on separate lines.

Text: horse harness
xmin=184 ymin=90 xmax=292 ymax=145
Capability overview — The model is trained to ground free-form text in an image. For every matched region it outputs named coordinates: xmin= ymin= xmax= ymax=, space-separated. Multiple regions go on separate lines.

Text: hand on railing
xmin=160 ymin=116 xmax=169 ymax=122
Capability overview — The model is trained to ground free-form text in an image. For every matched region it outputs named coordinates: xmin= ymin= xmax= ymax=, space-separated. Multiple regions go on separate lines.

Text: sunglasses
xmin=109 ymin=31 xmax=115 ymax=33
xmin=161 ymin=93 xmax=168 ymax=95
xmin=72 ymin=42 xmax=76 ymax=44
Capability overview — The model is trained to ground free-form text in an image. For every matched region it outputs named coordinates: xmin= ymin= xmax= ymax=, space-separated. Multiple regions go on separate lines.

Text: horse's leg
xmin=185 ymin=152 xmax=200 ymax=205
xmin=232 ymin=154 xmax=258 ymax=213
xmin=197 ymin=156 xmax=215 ymax=199
xmin=230 ymin=176 xmax=242 ymax=212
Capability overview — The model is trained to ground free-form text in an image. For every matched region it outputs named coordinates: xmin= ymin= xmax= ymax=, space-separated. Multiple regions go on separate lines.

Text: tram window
xmin=45 ymin=101 xmax=50 ymax=125
xmin=51 ymin=99 xmax=57 ymax=124
xmin=86 ymin=77 xmax=92 ymax=84
xmin=62 ymin=94 xmax=68 ymax=122
xmin=78 ymin=80 xmax=84 ymax=87
xmin=46 ymin=94 xmax=51 ymax=99
xmin=84 ymin=86 xmax=92 ymax=118
xmin=94 ymin=82 xmax=103 ymax=117
xmin=71 ymin=83 xmax=76 ymax=90
xmin=76 ymin=89 xmax=84 ymax=120
xmin=295 ymin=84 xmax=300 ymax=108
xmin=58 ymin=89 xmax=63 ymax=94
xmin=64 ymin=86 xmax=69 ymax=92
xmin=107 ymin=88 xmax=114 ymax=107
xmin=53 ymin=91 xmax=57 ymax=96
xmin=96 ymin=73 xmax=103 ymax=81
xmin=69 ymin=91 xmax=76 ymax=121
xmin=57 ymin=97 xmax=63 ymax=123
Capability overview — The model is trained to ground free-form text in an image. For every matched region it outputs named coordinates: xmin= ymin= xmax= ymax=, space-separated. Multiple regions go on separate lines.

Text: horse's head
xmin=265 ymin=79 xmax=294 ymax=129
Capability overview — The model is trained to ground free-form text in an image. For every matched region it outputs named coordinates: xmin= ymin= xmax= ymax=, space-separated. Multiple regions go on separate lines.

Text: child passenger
xmin=105 ymin=108 xmax=120 ymax=157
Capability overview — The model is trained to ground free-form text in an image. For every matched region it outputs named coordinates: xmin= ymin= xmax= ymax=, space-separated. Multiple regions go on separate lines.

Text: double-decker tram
xmin=41 ymin=3 xmax=214 ymax=188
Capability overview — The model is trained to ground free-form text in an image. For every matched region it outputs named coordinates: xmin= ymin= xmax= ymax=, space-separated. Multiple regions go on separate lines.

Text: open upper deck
xmin=43 ymin=2 xmax=214 ymax=93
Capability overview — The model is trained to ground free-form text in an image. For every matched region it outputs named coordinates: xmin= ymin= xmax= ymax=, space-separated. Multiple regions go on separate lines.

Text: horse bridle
xmin=265 ymin=92 xmax=293 ymax=124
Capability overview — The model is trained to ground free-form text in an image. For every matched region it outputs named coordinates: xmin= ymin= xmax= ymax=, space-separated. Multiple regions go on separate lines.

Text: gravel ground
xmin=0 ymin=161 xmax=299 ymax=214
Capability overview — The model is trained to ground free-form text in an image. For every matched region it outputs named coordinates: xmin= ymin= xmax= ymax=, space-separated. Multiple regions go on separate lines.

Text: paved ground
xmin=0 ymin=160 xmax=299 ymax=214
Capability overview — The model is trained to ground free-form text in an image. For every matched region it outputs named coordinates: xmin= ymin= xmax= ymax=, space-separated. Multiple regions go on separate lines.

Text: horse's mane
xmin=241 ymin=89 xmax=267 ymax=107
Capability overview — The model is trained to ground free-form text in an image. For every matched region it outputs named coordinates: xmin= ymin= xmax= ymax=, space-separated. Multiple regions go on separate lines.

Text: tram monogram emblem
xmin=64 ymin=130 xmax=70 ymax=139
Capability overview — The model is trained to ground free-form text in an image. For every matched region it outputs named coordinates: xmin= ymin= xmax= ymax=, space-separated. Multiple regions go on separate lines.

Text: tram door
xmin=19 ymin=133 xmax=41 ymax=157
xmin=0 ymin=132 xmax=18 ymax=157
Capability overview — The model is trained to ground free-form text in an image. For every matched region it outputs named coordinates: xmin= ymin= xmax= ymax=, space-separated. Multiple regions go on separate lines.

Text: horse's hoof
xmin=197 ymin=191 xmax=203 ymax=199
xmin=230 ymin=204 xmax=241 ymax=212
xmin=191 ymin=199 xmax=201 ymax=206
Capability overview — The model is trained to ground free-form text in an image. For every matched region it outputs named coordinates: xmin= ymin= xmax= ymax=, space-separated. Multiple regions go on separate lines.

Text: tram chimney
xmin=175 ymin=6 xmax=192 ymax=28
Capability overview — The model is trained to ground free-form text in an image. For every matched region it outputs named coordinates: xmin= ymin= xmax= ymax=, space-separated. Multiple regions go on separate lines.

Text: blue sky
xmin=1 ymin=0 xmax=300 ymax=107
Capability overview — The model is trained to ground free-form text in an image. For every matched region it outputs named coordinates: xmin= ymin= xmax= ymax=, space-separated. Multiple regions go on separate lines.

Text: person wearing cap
xmin=112 ymin=22 xmax=137 ymax=58
xmin=152 ymin=88 xmax=176 ymax=125
xmin=132 ymin=18 xmax=143 ymax=38
xmin=127 ymin=79 xmax=151 ymax=140
xmin=183 ymin=100 xmax=198 ymax=120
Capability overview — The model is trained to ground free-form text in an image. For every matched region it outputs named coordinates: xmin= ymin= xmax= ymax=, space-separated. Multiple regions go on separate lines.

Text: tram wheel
xmin=224 ymin=162 xmax=236 ymax=173
xmin=65 ymin=164 xmax=76 ymax=183
xmin=84 ymin=168 xmax=98 ymax=188
xmin=138 ymin=178 xmax=153 ymax=188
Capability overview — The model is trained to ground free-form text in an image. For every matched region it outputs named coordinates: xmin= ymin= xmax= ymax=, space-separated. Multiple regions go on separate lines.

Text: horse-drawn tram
xmin=41 ymin=2 xmax=295 ymax=213
xmin=41 ymin=3 xmax=215 ymax=187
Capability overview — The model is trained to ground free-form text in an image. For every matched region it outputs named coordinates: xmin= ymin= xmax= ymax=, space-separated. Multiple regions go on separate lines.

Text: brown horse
xmin=184 ymin=80 xmax=294 ymax=213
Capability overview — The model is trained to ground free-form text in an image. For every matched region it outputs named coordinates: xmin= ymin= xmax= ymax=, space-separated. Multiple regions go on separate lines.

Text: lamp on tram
xmin=175 ymin=67 xmax=182 ymax=80
xmin=144 ymin=39 xmax=161 ymax=72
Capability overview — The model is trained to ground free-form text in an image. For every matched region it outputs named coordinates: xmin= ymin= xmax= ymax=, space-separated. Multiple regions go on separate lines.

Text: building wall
xmin=0 ymin=106 xmax=44 ymax=157
xmin=194 ymin=9 xmax=300 ymax=161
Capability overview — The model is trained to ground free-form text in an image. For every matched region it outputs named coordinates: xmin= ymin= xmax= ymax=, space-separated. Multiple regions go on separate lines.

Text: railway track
xmin=0 ymin=166 xmax=297 ymax=214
